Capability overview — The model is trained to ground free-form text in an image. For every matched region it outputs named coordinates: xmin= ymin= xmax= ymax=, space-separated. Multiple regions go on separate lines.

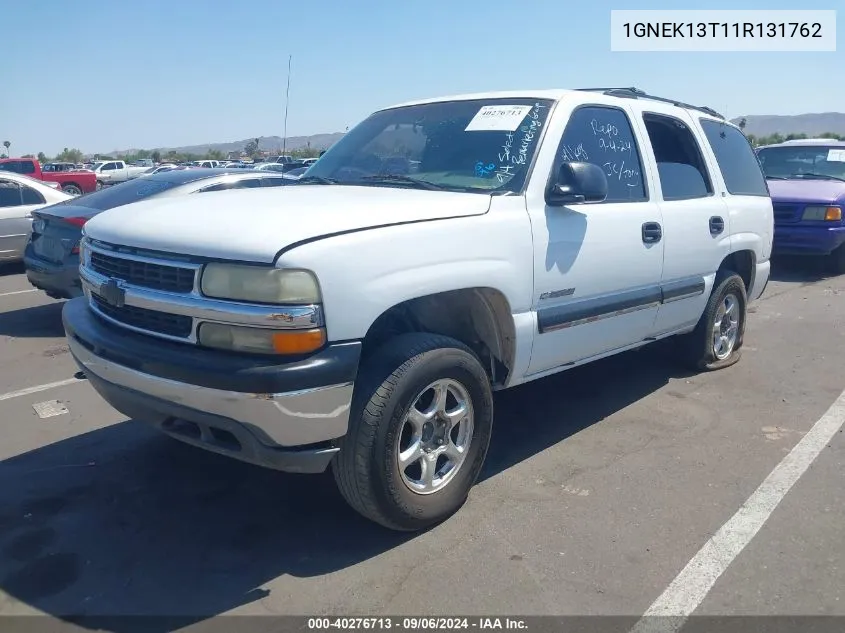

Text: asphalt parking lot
xmin=0 ymin=258 xmax=843 ymax=631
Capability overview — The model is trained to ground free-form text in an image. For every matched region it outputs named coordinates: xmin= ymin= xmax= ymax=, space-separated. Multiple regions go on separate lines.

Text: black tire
xmin=827 ymin=244 xmax=845 ymax=275
xmin=62 ymin=183 xmax=82 ymax=196
xmin=677 ymin=271 xmax=747 ymax=371
xmin=95 ymin=180 xmax=104 ymax=190
xmin=332 ymin=332 xmax=493 ymax=531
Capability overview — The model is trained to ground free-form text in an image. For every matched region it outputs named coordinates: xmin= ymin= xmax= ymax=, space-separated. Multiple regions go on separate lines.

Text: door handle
xmin=709 ymin=216 xmax=725 ymax=235
xmin=642 ymin=222 xmax=662 ymax=244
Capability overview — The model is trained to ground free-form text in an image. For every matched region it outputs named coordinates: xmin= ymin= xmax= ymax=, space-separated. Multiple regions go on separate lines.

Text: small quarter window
xmin=700 ymin=120 xmax=769 ymax=196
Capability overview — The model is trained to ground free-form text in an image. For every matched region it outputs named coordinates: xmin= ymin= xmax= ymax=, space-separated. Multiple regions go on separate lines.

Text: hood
xmin=83 ymin=185 xmax=492 ymax=262
xmin=766 ymin=179 xmax=845 ymax=205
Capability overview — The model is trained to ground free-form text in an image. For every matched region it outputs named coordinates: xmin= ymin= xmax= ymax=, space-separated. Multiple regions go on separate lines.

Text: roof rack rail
xmin=575 ymin=87 xmax=725 ymax=120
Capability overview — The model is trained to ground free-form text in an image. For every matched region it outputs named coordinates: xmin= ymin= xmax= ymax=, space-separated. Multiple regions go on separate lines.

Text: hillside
xmin=730 ymin=113 xmax=845 ymax=137
xmin=108 ymin=132 xmax=346 ymax=157
xmin=103 ymin=112 xmax=845 ymax=157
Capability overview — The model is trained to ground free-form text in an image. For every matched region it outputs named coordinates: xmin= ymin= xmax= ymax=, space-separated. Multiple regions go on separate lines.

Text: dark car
xmin=24 ymin=168 xmax=292 ymax=299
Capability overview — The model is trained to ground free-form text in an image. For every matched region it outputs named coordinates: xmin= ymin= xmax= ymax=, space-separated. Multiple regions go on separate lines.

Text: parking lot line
xmin=630 ymin=387 xmax=845 ymax=633
xmin=0 ymin=377 xmax=85 ymax=402
xmin=0 ymin=289 xmax=37 ymax=298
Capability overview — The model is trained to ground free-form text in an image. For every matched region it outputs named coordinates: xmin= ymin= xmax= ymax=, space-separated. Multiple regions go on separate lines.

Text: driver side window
xmin=553 ymin=106 xmax=648 ymax=203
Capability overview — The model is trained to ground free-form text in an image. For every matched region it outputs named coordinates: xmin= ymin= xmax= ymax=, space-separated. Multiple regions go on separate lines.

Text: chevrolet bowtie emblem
xmin=100 ymin=278 xmax=126 ymax=308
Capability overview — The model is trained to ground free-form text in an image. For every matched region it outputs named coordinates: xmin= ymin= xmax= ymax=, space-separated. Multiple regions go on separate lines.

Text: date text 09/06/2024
xmin=622 ymin=22 xmax=823 ymax=39
xmin=307 ymin=617 xmax=528 ymax=630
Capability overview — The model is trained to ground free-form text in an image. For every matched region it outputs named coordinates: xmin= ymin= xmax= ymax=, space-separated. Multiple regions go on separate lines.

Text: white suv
xmin=63 ymin=87 xmax=773 ymax=531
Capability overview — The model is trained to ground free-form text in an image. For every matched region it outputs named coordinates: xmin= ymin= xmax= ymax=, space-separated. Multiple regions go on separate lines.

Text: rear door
xmin=633 ymin=105 xmax=731 ymax=336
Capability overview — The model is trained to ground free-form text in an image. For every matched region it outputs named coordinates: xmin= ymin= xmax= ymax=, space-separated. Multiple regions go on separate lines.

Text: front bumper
xmin=63 ymin=297 xmax=361 ymax=473
xmin=24 ymin=248 xmax=82 ymax=299
xmin=772 ymin=224 xmax=845 ymax=256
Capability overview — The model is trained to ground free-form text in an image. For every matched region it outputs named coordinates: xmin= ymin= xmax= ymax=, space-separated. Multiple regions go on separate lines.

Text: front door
xmin=525 ymin=103 xmax=664 ymax=375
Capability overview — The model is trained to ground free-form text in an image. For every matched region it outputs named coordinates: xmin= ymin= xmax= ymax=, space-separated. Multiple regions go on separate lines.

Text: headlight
xmin=802 ymin=206 xmax=842 ymax=222
xmin=200 ymin=264 xmax=321 ymax=304
xmin=79 ymin=239 xmax=91 ymax=266
xmin=198 ymin=322 xmax=326 ymax=355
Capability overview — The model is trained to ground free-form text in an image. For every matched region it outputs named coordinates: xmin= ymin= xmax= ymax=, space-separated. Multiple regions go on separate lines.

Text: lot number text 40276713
xmin=307 ymin=617 xmax=528 ymax=630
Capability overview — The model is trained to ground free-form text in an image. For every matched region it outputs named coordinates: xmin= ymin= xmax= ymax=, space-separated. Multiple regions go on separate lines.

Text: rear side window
xmin=700 ymin=120 xmax=769 ymax=196
xmin=643 ymin=113 xmax=713 ymax=201
xmin=554 ymin=105 xmax=647 ymax=202
xmin=21 ymin=185 xmax=45 ymax=205
xmin=0 ymin=161 xmax=35 ymax=175
xmin=0 ymin=180 xmax=22 ymax=207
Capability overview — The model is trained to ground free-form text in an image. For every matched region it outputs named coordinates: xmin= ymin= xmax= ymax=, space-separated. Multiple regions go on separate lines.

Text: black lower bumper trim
xmin=62 ymin=296 xmax=361 ymax=393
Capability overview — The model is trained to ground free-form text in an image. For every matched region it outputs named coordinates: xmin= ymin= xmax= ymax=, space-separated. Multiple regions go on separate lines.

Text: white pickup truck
xmin=63 ymin=87 xmax=773 ymax=531
xmin=92 ymin=160 xmax=149 ymax=187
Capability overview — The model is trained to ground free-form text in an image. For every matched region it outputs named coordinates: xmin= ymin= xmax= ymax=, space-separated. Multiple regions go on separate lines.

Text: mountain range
xmin=728 ymin=112 xmax=845 ymax=137
xmin=107 ymin=133 xmax=346 ymax=157
xmin=104 ymin=112 xmax=845 ymax=156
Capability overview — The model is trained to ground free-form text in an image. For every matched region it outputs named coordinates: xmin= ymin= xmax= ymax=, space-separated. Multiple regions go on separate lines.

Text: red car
xmin=0 ymin=158 xmax=97 ymax=196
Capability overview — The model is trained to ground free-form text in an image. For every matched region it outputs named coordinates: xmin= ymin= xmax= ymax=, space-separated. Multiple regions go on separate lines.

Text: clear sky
xmin=4 ymin=0 xmax=842 ymax=156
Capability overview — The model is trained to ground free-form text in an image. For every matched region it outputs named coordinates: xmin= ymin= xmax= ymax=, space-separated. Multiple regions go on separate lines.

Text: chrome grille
xmin=92 ymin=294 xmax=193 ymax=338
xmin=90 ymin=250 xmax=196 ymax=293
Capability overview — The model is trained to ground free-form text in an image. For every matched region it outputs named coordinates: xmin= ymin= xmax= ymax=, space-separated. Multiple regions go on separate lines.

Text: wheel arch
xmin=718 ymin=249 xmax=755 ymax=291
xmin=360 ymin=287 xmax=517 ymax=387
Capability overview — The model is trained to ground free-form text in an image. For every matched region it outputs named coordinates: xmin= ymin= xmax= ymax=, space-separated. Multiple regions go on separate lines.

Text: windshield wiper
xmin=789 ymin=173 xmax=845 ymax=182
xmin=765 ymin=175 xmax=786 ymax=180
xmin=293 ymin=175 xmax=338 ymax=185
xmin=358 ymin=174 xmax=450 ymax=191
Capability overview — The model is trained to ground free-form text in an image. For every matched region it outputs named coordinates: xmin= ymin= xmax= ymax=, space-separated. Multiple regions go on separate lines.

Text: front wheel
xmin=676 ymin=271 xmax=747 ymax=371
xmin=333 ymin=333 xmax=493 ymax=531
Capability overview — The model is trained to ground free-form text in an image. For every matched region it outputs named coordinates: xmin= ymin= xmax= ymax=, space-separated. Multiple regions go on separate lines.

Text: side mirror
xmin=546 ymin=161 xmax=608 ymax=206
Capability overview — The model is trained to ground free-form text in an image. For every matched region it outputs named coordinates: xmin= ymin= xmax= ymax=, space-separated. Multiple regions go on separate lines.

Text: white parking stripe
xmin=0 ymin=289 xmax=37 ymax=298
xmin=630 ymin=388 xmax=845 ymax=633
xmin=0 ymin=377 xmax=84 ymax=402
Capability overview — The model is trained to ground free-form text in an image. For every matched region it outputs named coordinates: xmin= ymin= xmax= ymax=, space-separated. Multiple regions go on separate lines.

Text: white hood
xmin=83 ymin=185 xmax=492 ymax=262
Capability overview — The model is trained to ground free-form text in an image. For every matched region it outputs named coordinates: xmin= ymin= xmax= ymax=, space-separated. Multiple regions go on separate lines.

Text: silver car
xmin=0 ymin=172 xmax=73 ymax=263
xmin=24 ymin=168 xmax=292 ymax=299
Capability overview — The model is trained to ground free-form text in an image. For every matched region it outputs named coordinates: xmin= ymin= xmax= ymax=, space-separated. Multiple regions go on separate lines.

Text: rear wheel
xmin=333 ymin=333 xmax=493 ymax=531
xmin=95 ymin=180 xmax=104 ymax=190
xmin=677 ymin=271 xmax=747 ymax=371
xmin=62 ymin=183 xmax=82 ymax=196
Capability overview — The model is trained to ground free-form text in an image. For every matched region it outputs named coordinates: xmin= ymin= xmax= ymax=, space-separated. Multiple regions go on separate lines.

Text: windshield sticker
xmin=474 ymin=161 xmax=496 ymax=177
xmin=465 ymin=105 xmax=533 ymax=132
xmin=827 ymin=149 xmax=845 ymax=162
xmin=490 ymin=102 xmax=546 ymax=182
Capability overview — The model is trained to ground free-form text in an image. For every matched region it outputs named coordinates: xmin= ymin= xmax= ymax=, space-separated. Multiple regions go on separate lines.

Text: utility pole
xmin=283 ymin=54 xmax=292 ymax=155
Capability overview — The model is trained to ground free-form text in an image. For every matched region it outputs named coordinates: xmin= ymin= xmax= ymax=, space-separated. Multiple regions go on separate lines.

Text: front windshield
xmin=757 ymin=146 xmax=845 ymax=181
xmin=305 ymin=98 xmax=553 ymax=194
